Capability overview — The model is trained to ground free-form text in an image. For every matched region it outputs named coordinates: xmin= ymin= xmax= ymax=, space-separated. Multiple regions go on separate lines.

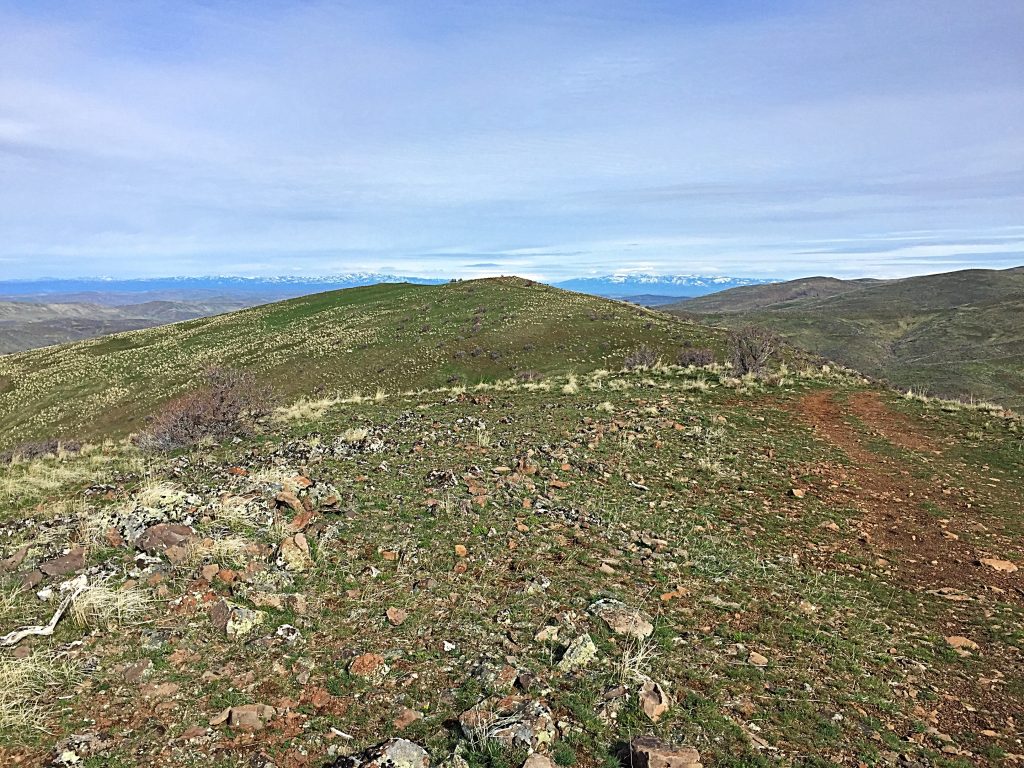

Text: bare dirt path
xmin=796 ymin=390 xmax=1021 ymax=600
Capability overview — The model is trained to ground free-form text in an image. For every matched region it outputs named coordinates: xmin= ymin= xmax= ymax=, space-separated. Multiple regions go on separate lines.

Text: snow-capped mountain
xmin=1 ymin=272 xmax=774 ymax=306
xmin=553 ymin=274 xmax=776 ymax=298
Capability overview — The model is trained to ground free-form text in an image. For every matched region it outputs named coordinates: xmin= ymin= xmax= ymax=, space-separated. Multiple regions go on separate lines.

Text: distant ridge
xmin=667 ymin=266 xmax=1024 ymax=407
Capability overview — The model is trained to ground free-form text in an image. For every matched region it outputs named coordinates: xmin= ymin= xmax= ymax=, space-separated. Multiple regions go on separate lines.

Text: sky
xmin=1 ymin=0 xmax=1022 ymax=282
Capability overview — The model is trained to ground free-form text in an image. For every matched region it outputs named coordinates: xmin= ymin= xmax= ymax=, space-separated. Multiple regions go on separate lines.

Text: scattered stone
xmin=789 ymin=488 xmax=806 ymax=499
xmin=522 ymin=756 xmax=555 ymax=768
xmin=748 ymin=651 xmax=769 ymax=667
xmin=39 ymin=547 xmax=86 ymax=577
xmin=277 ymin=533 xmax=313 ymax=572
xmin=210 ymin=703 xmax=277 ymax=731
xmin=459 ymin=696 xmax=556 ymax=752
xmin=629 ymin=736 xmax=702 ymax=768
xmin=1 ymin=545 xmax=29 ymax=572
xmin=945 ymin=635 xmax=979 ymax=654
xmin=327 ymin=738 xmax=430 ymax=767
xmin=590 ymin=598 xmax=654 ymax=639
xmin=136 ymin=524 xmax=195 ymax=555
xmin=558 ymin=633 xmax=599 ymax=671
xmin=349 ymin=652 xmax=387 ymax=678
xmin=639 ymin=680 xmax=671 ymax=722
xmin=387 ymin=607 xmax=408 ymax=626
xmin=123 ymin=658 xmax=153 ymax=684
xmin=209 ymin=598 xmax=267 ymax=637
xmin=979 ymin=557 xmax=1018 ymax=573
xmin=394 ymin=707 xmax=423 ymax=730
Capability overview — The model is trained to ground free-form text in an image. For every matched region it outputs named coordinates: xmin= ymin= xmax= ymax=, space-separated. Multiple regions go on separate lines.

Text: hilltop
xmin=0 ymin=278 xmax=719 ymax=448
xmin=1 ymin=363 xmax=1021 ymax=767
xmin=668 ymin=267 xmax=1024 ymax=408
xmin=1 ymin=276 xmax=1022 ymax=768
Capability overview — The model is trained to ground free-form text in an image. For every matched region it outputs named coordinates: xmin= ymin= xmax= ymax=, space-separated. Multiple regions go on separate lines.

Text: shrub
xmin=623 ymin=345 xmax=658 ymax=370
xmin=137 ymin=367 xmax=272 ymax=450
xmin=729 ymin=326 xmax=779 ymax=375
xmin=677 ymin=347 xmax=714 ymax=367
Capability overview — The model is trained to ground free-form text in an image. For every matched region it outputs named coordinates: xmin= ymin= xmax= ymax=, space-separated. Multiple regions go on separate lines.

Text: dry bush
xmin=676 ymin=347 xmax=715 ymax=367
xmin=729 ymin=326 xmax=780 ymax=375
xmin=71 ymin=583 xmax=149 ymax=629
xmin=136 ymin=367 xmax=273 ymax=451
xmin=0 ymin=652 xmax=79 ymax=734
xmin=623 ymin=345 xmax=658 ymax=370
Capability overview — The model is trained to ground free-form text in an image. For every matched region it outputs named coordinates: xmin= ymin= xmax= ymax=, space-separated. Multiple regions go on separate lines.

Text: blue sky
xmin=1 ymin=0 xmax=1022 ymax=281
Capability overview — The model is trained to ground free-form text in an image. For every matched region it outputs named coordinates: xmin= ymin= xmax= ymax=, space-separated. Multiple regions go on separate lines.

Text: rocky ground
xmin=1 ymin=365 xmax=1022 ymax=767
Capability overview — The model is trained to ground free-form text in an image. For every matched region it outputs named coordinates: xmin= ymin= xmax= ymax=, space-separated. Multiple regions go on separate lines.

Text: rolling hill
xmin=668 ymin=267 xmax=1024 ymax=408
xmin=0 ymin=277 xmax=721 ymax=448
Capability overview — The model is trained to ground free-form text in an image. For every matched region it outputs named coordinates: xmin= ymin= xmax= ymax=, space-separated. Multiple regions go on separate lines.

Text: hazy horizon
xmin=2 ymin=1 xmax=1022 ymax=281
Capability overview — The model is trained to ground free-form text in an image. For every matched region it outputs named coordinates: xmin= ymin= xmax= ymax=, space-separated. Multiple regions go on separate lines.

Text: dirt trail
xmin=796 ymin=390 xmax=1021 ymax=600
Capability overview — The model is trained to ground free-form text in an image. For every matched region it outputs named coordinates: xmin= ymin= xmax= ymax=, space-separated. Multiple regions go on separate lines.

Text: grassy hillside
xmin=1 ymin=364 xmax=1021 ymax=767
xmin=0 ymin=278 xmax=720 ymax=448
xmin=668 ymin=267 xmax=1024 ymax=408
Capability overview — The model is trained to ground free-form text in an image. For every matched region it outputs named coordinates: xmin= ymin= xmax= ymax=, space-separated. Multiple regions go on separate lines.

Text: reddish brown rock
xmin=630 ymin=736 xmax=702 ymax=768
xmin=40 ymin=546 xmax=86 ymax=577
xmin=349 ymin=652 xmax=386 ymax=677
xmin=1 ymin=545 xmax=30 ymax=572
xmin=137 ymin=524 xmax=195 ymax=554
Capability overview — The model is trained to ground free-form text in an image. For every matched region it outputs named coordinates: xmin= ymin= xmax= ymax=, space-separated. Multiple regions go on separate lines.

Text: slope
xmin=0 ymin=277 xmax=719 ymax=448
xmin=1 ymin=365 xmax=1021 ymax=767
xmin=668 ymin=267 xmax=1024 ymax=408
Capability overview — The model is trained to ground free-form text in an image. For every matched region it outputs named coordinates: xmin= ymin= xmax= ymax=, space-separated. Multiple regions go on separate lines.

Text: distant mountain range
xmin=0 ymin=273 xmax=774 ymax=304
xmin=0 ymin=272 xmax=770 ymax=353
xmin=554 ymin=274 xmax=775 ymax=298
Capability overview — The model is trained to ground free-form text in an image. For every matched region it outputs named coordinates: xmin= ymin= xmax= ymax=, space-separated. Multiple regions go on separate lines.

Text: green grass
xmin=1 ymin=364 xmax=1021 ymax=766
xmin=0 ymin=277 xmax=722 ymax=448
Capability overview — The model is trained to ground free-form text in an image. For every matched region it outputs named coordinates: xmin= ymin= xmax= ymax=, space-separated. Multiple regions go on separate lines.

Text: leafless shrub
xmin=677 ymin=347 xmax=715 ymax=367
xmin=136 ymin=367 xmax=273 ymax=451
xmin=623 ymin=346 xmax=658 ymax=370
xmin=729 ymin=326 xmax=779 ymax=375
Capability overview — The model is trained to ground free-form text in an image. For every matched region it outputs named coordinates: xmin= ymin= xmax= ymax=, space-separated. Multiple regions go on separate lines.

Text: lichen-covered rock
xmin=459 ymin=696 xmax=556 ymax=752
xmin=558 ymin=633 xmax=598 ymax=671
xmin=590 ymin=598 xmax=654 ymax=639
xmin=209 ymin=598 xmax=266 ymax=637
xmin=327 ymin=738 xmax=429 ymax=767
xmin=276 ymin=533 xmax=313 ymax=572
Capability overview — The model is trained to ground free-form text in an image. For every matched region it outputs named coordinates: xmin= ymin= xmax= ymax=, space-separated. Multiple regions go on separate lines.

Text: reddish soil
xmin=796 ymin=390 xmax=1021 ymax=600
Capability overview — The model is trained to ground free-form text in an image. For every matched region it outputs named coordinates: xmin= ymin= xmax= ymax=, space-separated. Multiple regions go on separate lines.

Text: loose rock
xmin=629 ymin=736 xmax=702 ymax=768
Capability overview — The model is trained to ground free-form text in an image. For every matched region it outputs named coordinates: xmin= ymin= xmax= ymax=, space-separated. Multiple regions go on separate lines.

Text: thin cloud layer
xmin=0 ymin=0 xmax=1021 ymax=280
